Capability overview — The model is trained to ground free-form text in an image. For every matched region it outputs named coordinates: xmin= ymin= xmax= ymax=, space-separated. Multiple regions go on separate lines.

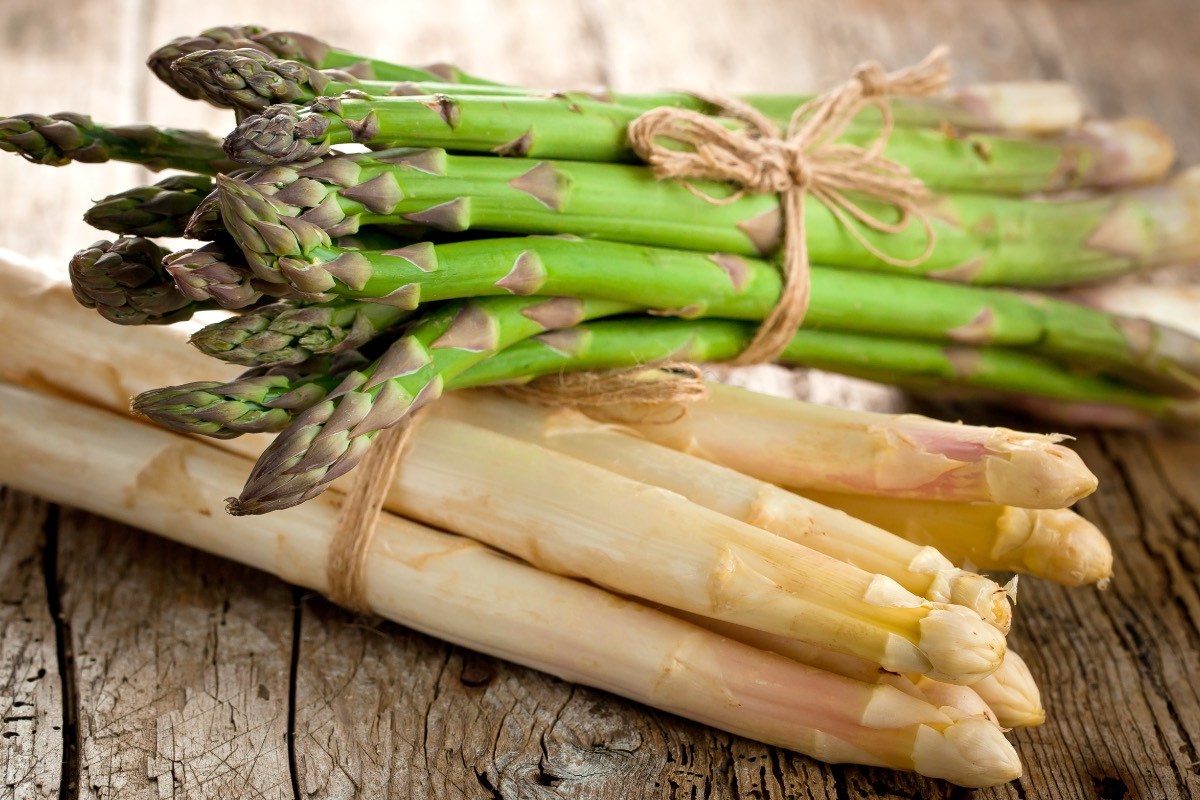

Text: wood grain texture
xmin=2 ymin=0 xmax=1200 ymax=798
xmin=0 ymin=492 xmax=61 ymax=800
xmin=56 ymin=510 xmax=296 ymax=800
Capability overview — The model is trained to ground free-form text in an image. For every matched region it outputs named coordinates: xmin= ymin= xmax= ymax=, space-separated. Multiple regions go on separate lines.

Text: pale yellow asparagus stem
xmin=374 ymin=415 xmax=1007 ymax=683
xmin=912 ymin=676 xmax=999 ymax=725
xmin=1062 ymin=278 xmax=1200 ymax=339
xmin=0 ymin=381 xmax=1021 ymax=787
xmin=608 ymin=381 xmax=1097 ymax=509
xmin=970 ymin=651 xmax=1045 ymax=728
xmin=804 ymin=490 xmax=1113 ymax=588
xmin=435 ymin=391 xmax=1011 ymax=631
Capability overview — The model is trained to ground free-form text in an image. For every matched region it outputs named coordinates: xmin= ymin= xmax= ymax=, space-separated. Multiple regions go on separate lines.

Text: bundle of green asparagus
xmin=2 ymin=23 xmax=1177 ymax=786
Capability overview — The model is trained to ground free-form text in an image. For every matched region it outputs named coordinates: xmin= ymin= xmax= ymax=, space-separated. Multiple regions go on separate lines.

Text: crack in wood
xmin=41 ymin=505 xmax=79 ymax=800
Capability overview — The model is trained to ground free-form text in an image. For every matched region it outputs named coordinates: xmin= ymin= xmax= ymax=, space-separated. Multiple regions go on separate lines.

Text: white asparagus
xmin=971 ymin=651 xmax=1045 ymax=729
xmin=602 ymin=379 xmax=1098 ymax=509
xmin=803 ymin=490 xmax=1113 ymax=588
xmin=378 ymin=414 xmax=1007 ymax=683
xmin=434 ymin=391 xmax=1012 ymax=631
xmin=0 ymin=380 xmax=1022 ymax=787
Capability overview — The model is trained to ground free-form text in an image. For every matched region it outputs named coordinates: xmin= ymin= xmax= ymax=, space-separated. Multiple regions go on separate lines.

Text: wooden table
xmin=2 ymin=1 xmax=1199 ymax=797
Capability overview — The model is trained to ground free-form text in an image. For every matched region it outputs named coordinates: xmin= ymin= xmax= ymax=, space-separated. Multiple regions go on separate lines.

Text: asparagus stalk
xmin=132 ymin=354 xmax=363 ymax=438
xmin=214 ymin=150 xmax=1200 ymax=287
xmin=450 ymin=319 xmax=1200 ymax=425
xmin=68 ymin=238 xmax=203 ymax=325
xmin=802 ymin=492 xmax=1113 ymax=588
xmin=188 ymin=299 xmax=409 ymax=366
xmin=0 ymin=113 xmax=239 ymax=174
xmin=1061 ymin=278 xmax=1200 ymax=340
xmin=170 ymin=45 xmax=1082 ymax=134
xmin=434 ymin=391 xmax=1012 ymax=630
xmin=222 ymin=91 xmax=1172 ymax=194
xmin=0 ymin=380 xmax=1021 ymax=786
xmin=230 ymin=295 xmax=633 ymax=514
xmin=179 ymin=230 xmax=1200 ymax=394
xmin=148 ymin=25 xmax=496 ymax=103
xmin=83 ymin=175 xmax=214 ymax=238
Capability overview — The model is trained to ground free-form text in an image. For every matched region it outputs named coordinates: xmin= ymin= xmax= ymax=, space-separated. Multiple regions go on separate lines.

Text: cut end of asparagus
xmin=1087 ymin=167 xmax=1200 ymax=268
xmin=972 ymin=651 xmax=1045 ymax=729
xmin=225 ymin=104 xmax=333 ymax=165
xmin=910 ymin=716 xmax=1022 ymax=788
xmin=918 ymin=606 xmax=1006 ymax=685
xmin=1078 ymin=118 xmax=1176 ymax=188
xmin=949 ymin=81 xmax=1083 ymax=133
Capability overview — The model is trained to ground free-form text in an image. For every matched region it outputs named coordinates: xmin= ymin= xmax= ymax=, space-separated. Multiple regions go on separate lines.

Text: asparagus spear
xmin=84 ymin=175 xmax=214 ymax=238
xmin=68 ymin=238 xmax=203 ymax=325
xmin=468 ymin=360 xmax=1098 ymax=509
xmin=180 ymin=230 xmax=1200 ymax=394
xmin=0 ymin=113 xmax=239 ymax=174
xmin=0 ymin=381 xmax=1022 ymax=786
xmin=451 ymin=319 xmax=1200 ymax=425
xmin=222 ymin=91 xmax=1172 ymax=194
xmin=188 ymin=299 xmax=409 ymax=366
xmin=434 ymin=390 xmax=1012 ymax=630
xmin=229 ymin=295 xmax=633 ymax=514
xmin=968 ymin=651 xmax=1045 ymax=729
xmin=171 ymin=45 xmax=1082 ymax=134
xmin=214 ymin=150 xmax=1200 ymax=287
xmin=148 ymin=24 xmax=495 ymax=103
xmin=803 ymin=492 xmax=1113 ymax=588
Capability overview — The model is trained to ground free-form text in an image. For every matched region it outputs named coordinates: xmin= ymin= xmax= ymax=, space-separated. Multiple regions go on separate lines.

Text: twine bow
xmin=627 ymin=47 xmax=950 ymax=364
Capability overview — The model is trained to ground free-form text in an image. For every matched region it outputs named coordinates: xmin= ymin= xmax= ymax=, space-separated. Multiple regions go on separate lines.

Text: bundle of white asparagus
xmin=0 ymin=251 xmax=1111 ymax=787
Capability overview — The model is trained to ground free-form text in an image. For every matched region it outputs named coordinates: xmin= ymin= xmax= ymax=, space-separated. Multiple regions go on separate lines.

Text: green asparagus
xmin=229 ymin=295 xmax=632 ymax=513
xmin=84 ymin=175 xmax=215 ymax=238
xmin=69 ymin=238 xmax=202 ymax=325
xmin=0 ymin=113 xmax=238 ymax=173
xmin=221 ymin=92 xmax=1172 ymax=194
xmin=180 ymin=232 xmax=1200 ymax=393
xmin=214 ymin=150 xmax=1200 ymax=287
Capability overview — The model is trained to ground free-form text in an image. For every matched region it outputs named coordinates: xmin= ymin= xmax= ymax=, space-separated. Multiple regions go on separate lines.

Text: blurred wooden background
xmin=2 ymin=1 xmax=1199 ymax=798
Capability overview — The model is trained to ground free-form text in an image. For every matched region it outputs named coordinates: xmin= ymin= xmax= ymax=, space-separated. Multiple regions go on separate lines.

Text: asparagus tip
xmin=974 ymin=651 xmax=1045 ymax=729
xmin=918 ymin=606 xmax=1007 ymax=685
xmin=910 ymin=716 xmax=1022 ymax=788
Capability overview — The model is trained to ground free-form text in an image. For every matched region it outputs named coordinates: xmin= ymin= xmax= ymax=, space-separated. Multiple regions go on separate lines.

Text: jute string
xmin=327 ymin=49 xmax=949 ymax=612
xmin=627 ymin=47 xmax=947 ymax=364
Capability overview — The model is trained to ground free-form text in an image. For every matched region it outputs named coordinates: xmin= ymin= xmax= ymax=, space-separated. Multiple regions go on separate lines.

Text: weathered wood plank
xmin=0 ymin=491 xmax=61 ymax=800
xmin=54 ymin=510 xmax=296 ymax=800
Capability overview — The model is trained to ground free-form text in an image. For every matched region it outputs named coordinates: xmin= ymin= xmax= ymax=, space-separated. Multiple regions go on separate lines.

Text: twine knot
xmin=628 ymin=47 xmax=949 ymax=365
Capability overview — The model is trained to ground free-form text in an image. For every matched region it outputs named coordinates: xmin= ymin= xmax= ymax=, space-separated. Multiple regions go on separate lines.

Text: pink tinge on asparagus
xmin=611 ymin=380 xmax=1098 ymax=508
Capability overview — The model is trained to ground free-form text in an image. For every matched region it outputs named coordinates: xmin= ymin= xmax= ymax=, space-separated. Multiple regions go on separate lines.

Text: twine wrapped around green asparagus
xmin=627 ymin=47 xmax=947 ymax=363
xmin=328 ymin=50 xmax=952 ymax=611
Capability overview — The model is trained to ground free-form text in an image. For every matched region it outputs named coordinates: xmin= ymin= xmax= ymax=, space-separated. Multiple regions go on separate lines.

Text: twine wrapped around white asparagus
xmin=0 ymin=379 xmax=1022 ymax=787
